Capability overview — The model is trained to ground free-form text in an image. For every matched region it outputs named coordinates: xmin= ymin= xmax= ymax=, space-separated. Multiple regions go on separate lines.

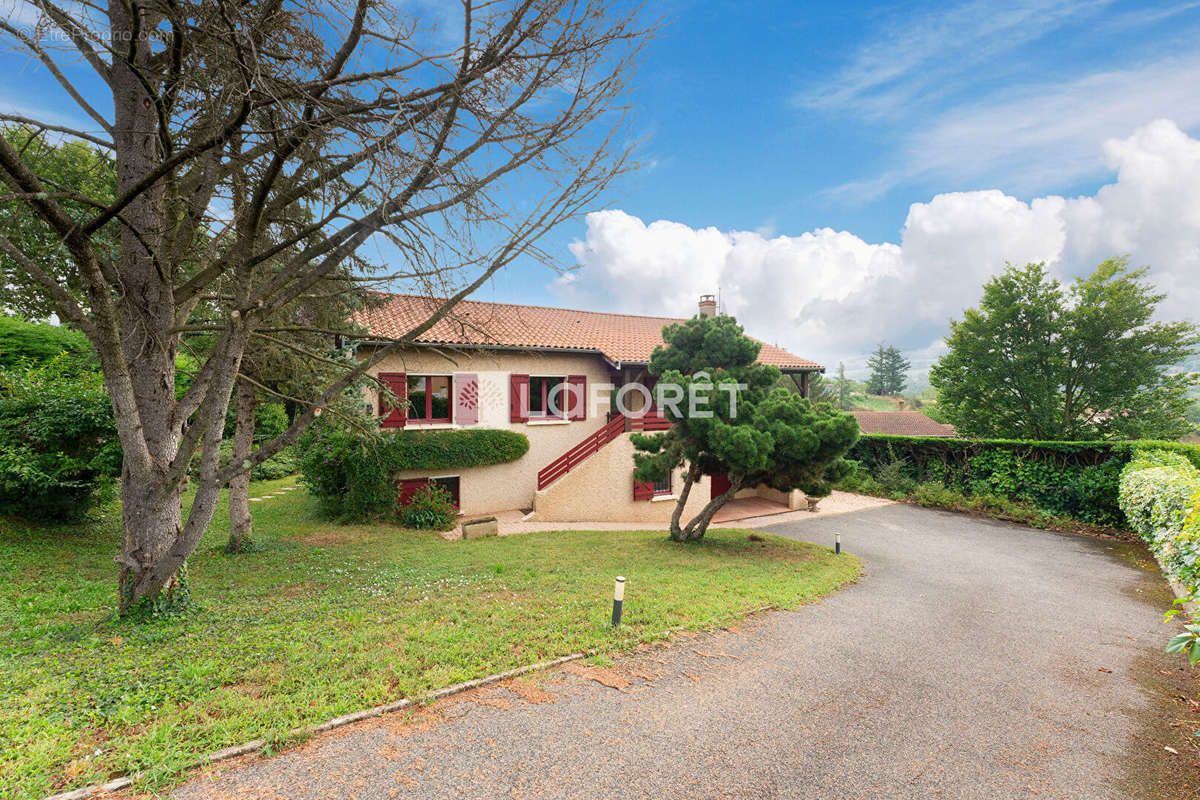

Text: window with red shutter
xmin=567 ymin=375 xmax=587 ymax=420
xmin=378 ymin=372 xmax=407 ymax=428
xmin=510 ymin=374 xmax=529 ymax=422
xmin=632 ymin=479 xmax=655 ymax=501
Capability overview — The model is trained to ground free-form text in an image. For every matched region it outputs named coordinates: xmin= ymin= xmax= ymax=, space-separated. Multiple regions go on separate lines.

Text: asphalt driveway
xmin=172 ymin=504 xmax=1200 ymax=799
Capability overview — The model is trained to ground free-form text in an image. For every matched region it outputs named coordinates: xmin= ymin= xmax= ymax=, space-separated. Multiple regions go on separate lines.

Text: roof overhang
xmin=355 ymin=339 xmax=822 ymax=374
xmin=354 ymin=338 xmax=622 ymax=370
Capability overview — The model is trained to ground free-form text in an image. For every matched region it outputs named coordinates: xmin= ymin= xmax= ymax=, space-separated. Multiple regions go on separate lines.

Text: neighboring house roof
xmin=851 ymin=411 xmax=957 ymax=438
xmin=355 ymin=293 xmax=822 ymax=372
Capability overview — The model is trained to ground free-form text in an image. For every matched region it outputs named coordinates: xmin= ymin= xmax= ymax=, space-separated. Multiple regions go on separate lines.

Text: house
xmin=354 ymin=294 xmax=823 ymax=522
xmin=851 ymin=411 xmax=956 ymax=438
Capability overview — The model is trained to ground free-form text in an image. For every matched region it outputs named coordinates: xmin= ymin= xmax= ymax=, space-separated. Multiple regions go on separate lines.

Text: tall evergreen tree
xmin=836 ymin=362 xmax=851 ymax=410
xmin=866 ymin=344 xmax=888 ymax=395
xmin=883 ymin=346 xmax=911 ymax=395
xmin=867 ymin=343 xmax=910 ymax=396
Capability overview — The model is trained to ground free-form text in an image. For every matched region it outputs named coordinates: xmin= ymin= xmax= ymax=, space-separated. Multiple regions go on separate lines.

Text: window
xmin=653 ymin=474 xmax=672 ymax=496
xmin=407 ymin=375 xmax=452 ymax=423
xmin=528 ymin=376 xmax=566 ymax=418
xmin=378 ymin=372 xmax=408 ymax=428
xmin=431 ymin=476 xmax=460 ymax=509
xmin=398 ymin=476 xmax=460 ymax=510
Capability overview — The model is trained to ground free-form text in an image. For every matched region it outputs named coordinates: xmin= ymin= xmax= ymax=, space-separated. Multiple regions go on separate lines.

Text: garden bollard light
xmin=612 ymin=576 xmax=626 ymax=627
xmin=835 ymin=533 xmax=841 ymax=555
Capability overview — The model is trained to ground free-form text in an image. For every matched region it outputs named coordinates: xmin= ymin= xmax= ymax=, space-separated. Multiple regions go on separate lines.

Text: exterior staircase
xmin=536 ymin=412 xmax=670 ymax=490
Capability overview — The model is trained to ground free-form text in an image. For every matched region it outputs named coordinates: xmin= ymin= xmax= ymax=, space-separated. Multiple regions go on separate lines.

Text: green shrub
xmin=251 ymin=445 xmax=299 ymax=481
xmin=874 ymin=455 xmax=915 ymax=494
xmin=298 ymin=423 xmax=529 ymax=520
xmin=1119 ymin=452 xmax=1200 ymax=595
xmin=221 ymin=400 xmax=290 ymax=442
xmin=0 ymin=315 xmax=94 ymax=368
xmin=399 ymin=483 xmax=457 ymax=530
xmin=844 ymin=435 xmax=1200 ymax=527
xmin=0 ymin=356 xmax=120 ymax=521
xmin=1119 ymin=449 xmax=1200 ymax=665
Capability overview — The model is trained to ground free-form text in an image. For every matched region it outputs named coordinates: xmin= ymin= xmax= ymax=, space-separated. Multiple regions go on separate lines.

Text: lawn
xmin=0 ymin=478 xmax=859 ymax=798
xmin=849 ymin=393 xmax=902 ymax=412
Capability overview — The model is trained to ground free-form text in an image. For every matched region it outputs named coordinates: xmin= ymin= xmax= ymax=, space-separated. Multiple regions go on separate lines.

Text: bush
xmin=0 ymin=356 xmax=120 ymax=521
xmin=298 ymin=423 xmax=529 ymax=520
xmin=1119 ymin=449 xmax=1200 ymax=665
xmin=399 ymin=483 xmax=457 ymax=530
xmin=0 ymin=315 xmax=94 ymax=368
xmin=844 ymin=435 xmax=1200 ymax=528
xmin=251 ymin=445 xmax=300 ymax=481
xmin=1119 ymin=450 xmax=1200 ymax=594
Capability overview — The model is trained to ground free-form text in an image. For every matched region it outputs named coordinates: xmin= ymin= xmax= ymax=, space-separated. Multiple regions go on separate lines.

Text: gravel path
xmin=171 ymin=504 xmax=1200 ymax=800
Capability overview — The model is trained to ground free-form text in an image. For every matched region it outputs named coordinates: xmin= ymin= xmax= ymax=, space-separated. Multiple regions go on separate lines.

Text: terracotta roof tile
xmin=355 ymin=293 xmax=822 ymax=371
xmin=851 ymin=411 xmax=957 ymax=438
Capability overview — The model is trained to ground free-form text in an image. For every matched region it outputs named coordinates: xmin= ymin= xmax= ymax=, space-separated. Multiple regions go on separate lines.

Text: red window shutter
xmin=378 ymin=372 xmax=407 ymax=428
xmin=567 ymin=375 xmax=587 ymax=421
xmin=454 ymin=373 xmax=479 ymax=425
xmin=632 ymin=479 xmax=655 ymax=501
xmin=510 ymin=374 xmax=529 ymax=422
xmin=397 ymin=477 xmax=430 ymax=506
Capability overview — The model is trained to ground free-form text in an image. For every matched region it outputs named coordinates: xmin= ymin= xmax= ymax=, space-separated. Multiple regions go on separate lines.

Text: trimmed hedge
xmin=298 ymin=424 xmax=529 ymax=520
xmin=845 ymin=435 xmax=1200 ymax=527
xmin=1118 ymin=450 xmax=1200 ymax=598
xmin=0 ymin=315 xmax=94 ymax=368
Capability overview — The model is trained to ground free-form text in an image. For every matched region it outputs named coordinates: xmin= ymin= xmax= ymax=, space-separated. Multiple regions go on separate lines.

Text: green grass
xmin=0 ymin=479 xmax=859 ymax=798
xmin=849 ymin=393 xmax=901 ymax=411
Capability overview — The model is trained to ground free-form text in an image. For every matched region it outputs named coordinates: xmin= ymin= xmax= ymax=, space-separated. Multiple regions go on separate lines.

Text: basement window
xmin=431 ymin=476 xmax=460 ymax=509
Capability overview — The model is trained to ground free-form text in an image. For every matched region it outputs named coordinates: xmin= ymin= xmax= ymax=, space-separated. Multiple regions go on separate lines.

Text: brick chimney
xmin=698 ymin=294 xmax=716 ymax=318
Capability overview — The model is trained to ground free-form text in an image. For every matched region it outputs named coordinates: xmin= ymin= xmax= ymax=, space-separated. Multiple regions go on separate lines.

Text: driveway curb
xmin=41 ymin=603 xmax=780 ymax=800
xmin=41 ymin=651 xmax=589 ymax=800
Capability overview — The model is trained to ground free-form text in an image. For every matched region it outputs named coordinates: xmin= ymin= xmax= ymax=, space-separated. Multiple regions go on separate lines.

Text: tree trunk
xmin=668 ymin=463 xmax=700 ymax=541
xmin=673 ymin=475 xmax=745 ymax=542
xmin=118 ymin=469 xmax=185 ymax=609
xmin=227 ymin=377 xmax=256 ymax=553
xmin=110 ymin=0 xmax=188 ymax=613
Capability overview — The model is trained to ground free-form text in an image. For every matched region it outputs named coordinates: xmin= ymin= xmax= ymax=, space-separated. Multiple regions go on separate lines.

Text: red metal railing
xmin=536 ymin=412 xmax=672 ymax=490
xmin=628 ymin=413 xmax=670 ymax=431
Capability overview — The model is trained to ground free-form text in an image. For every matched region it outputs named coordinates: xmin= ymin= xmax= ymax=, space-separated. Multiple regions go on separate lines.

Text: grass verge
xmin=0 ymin=479 xmax=859 ymax=798
xmin=842 ymin=475 xmax=1131 ymax=538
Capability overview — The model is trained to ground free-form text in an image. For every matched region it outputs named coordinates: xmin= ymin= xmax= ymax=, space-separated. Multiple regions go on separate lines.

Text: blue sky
xmin=4 ymin=0 xmax=1200 ymax=376
xmin=536 ymin=0 xmax=1200 ymax=375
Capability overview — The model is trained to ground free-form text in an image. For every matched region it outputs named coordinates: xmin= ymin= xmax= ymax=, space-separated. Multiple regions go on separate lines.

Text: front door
xmin=710 ymin=472 xmax=731 ymax=499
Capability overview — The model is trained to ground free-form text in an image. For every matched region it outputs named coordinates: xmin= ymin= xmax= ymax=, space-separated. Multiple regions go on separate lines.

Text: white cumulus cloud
xmin=555 ymin=119 xmax=1200 ymax=376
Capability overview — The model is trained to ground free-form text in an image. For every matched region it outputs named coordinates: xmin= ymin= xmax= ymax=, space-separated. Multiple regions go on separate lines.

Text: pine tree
xmin=867 ymin=344 xmax=911 ymax=396
xmin=866 ymin=344 xmax=888 ymax=395
xmin=883 ymin=346 xmax=911 ymax=395
xmin=836 ymin=362 xmax=851 ymax=410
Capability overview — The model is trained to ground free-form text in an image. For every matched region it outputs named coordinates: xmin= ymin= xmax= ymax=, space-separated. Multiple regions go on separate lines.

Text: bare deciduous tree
xmin=0 ymin=0 xmax=647 ymax=612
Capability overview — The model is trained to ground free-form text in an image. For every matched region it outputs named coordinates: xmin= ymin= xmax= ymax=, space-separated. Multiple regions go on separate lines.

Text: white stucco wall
xmin=531 ymin=433 xmax=712 ymax=523
xmin=361 ymin=346 xmax=618 ymax=515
